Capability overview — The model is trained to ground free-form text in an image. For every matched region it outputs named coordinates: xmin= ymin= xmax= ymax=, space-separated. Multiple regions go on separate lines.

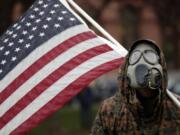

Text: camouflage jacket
xmin=91 ymin=41 xmax=180 ymax=135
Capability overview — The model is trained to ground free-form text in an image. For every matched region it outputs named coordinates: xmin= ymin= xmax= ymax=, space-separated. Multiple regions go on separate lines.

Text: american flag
xmin=0 ymin=0 xmax=127 ymax=134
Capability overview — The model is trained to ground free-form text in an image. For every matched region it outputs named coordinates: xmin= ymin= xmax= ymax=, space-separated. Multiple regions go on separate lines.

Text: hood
xmin=118 ymin=39 xmax=168 ymax=103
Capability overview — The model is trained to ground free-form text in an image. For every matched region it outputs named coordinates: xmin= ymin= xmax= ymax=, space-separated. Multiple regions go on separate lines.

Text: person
xmin=0 ymin=0 xmax=34 ymax=35
xmin=77 ymin=86 xmax=93 ymax=129
xmin=91 ymin=39 xmax=180 ymax=135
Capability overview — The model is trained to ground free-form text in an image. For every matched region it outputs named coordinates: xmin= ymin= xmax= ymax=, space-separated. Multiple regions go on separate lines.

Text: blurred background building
xmin=0 ymin=0 xmax=179 ymax=135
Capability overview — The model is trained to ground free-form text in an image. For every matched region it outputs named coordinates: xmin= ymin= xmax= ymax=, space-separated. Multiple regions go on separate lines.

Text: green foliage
xmin=28 ymin=104 xmax=98 ymax=135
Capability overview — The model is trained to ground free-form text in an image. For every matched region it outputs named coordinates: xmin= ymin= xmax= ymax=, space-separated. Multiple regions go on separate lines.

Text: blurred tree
xmin=146 ymin=0 xmax=180 ymax=69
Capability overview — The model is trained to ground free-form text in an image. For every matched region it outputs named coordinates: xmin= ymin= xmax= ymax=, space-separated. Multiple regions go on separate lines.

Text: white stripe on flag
xmin=98 ymin=36 xmax=128 ymax=56
xmin=0 ymin=24 xmax=89 ymax=93
xmin=0 ymin=37 xmax=105 ymax=117
xmin=0 ymin=50 xmax=121 ymax=135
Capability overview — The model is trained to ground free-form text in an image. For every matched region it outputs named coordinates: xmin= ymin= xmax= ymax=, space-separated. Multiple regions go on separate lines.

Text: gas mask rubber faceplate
xmin=127 ymin=43 xmax=163 ymax=90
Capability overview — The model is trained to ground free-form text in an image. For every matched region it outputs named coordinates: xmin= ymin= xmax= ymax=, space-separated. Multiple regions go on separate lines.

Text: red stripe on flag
xmin=0 ymin=32 xmax=95 ymax=104
xmin=0 ymin=45 xmax=112 ymax=129
xmin=10 ymin=57 xmax=125 ymax=135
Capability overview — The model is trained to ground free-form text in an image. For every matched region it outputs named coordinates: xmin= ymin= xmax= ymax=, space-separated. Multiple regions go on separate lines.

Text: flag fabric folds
xmin=0 ymin=0 xmax=127 ymax=134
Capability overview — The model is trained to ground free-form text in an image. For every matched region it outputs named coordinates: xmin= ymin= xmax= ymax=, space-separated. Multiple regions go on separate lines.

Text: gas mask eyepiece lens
xmin=129 ymin=50 xmax=141 ymax=65
xmin=144 ymin=50 xmax=159 ymax=65
xmin=129 ymin=50 xmax=159 ymax=65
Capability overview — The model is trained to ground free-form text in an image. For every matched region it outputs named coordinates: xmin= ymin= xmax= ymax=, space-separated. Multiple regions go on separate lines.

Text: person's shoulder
xmin=99 ymin=96 xmax=117 ymax=114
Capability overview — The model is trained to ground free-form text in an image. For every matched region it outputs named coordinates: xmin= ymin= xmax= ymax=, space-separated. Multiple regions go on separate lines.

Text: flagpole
xmin=67 ymin=0 xmax=122 ymax=48
xmin=167 ymin=89 xmax=180 ymax=108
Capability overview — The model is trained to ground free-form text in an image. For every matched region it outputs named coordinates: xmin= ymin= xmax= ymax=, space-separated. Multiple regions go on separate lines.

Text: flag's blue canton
xmin=0 ymin=0 xmax=81 ymax=80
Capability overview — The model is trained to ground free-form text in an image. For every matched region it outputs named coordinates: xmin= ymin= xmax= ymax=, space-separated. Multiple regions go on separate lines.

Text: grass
xmin=28 ymin=103 xmax=99 ymax=135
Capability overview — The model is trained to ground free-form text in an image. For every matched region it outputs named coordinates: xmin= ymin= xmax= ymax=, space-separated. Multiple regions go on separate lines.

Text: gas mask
xmin=127 ymin=43 xmax=163 ymax=90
